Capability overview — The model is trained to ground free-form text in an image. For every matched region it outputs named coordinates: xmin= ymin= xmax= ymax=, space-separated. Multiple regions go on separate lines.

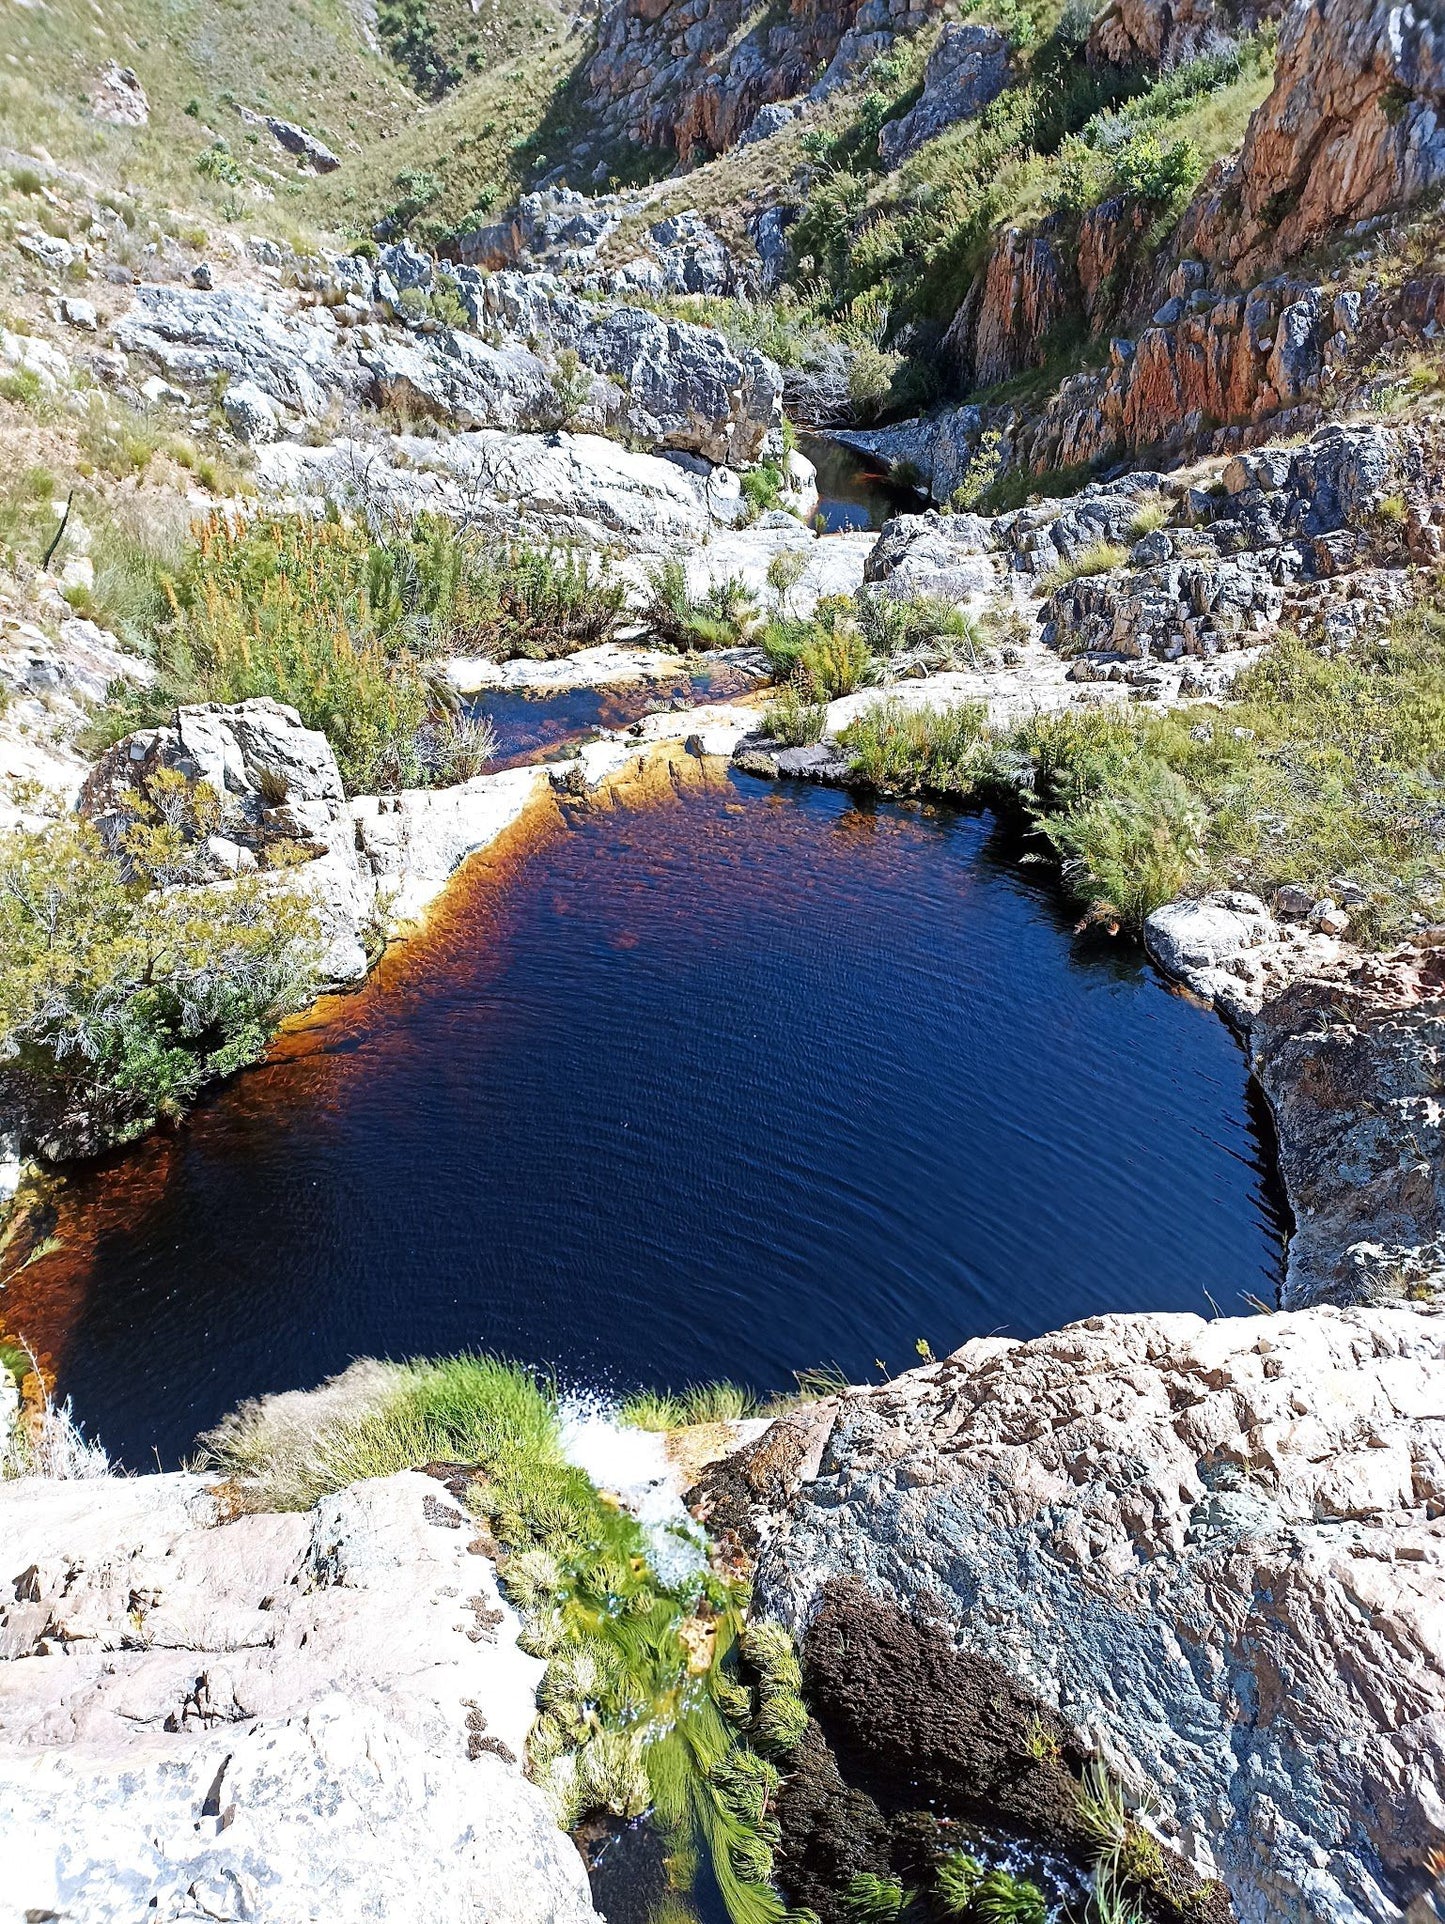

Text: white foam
xmin=557 ymin=1396 xmax=709 ymax=1589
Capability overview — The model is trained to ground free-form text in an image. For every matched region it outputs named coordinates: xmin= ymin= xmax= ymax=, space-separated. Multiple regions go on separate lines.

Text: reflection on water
xmin=469 ymin=664 xmax=756 ymax=770
xmin=799 ymin=433 xmax=924 ymax=533
xmin=5 ymin=770 xmax=1286 ymax=1468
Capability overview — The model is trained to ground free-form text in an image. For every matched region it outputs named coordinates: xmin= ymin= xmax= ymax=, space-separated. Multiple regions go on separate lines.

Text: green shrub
xmin=101 ymin=512 xmax=621 ymax=791
xmin=0 ymin=819 xmax=320 ymax=1146
xmin=1035 ymin=541 xmax=1129 ymax=595
xmin=761 ymin=683 xmax=828 ymax=747
xmin=841 ymin=699 xmax=992 ymax=794
xmin=195 ymin=142 xmax=245 ymax=186
xmin=741 ymin=459 xmax=787 ymax=520
xmin=643 ymin=562 xmax=758 ymax=650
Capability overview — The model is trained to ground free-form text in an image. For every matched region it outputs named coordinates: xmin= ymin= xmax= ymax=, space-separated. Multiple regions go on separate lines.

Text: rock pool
xmin=3 ymin=767 xmax=1286 ymax=1467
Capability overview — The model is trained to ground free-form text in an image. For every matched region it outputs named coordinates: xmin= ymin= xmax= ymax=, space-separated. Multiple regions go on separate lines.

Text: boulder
xmin=256 ymin=429 xmax=733 ymax=551
xmin=647 ymin=211 xmax=737 ymax=294
xmin=747 ymin=1306 xmax=1445 ymax=1924
xmin=877 ymin=25 xmax=1010 ymax=167
xmin=221 ymin=378 xmax=281 ymax=445
xmin=0 ymin=1466 xmax=597 ymax=1924
xmin=263 ymin=114 xmax=341 ymax=173
xmin=89 ymin=62 xmax=149 ymax=127
xmin=115 ymin=285 xmax=358 ymax=417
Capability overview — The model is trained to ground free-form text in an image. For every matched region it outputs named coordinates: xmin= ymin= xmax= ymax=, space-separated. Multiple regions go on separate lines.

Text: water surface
xmin=469 ymin=665 xmax=755 ymax=770
xmin=7 ymin=771 xmax=1285 ymax=1467
xmin=801 ymin=433 xmax=923 ymax=533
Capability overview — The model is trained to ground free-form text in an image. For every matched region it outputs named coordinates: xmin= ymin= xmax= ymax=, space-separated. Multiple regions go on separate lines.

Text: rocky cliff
xmin=707 ymin=1306 xmax=1445 ymax=1924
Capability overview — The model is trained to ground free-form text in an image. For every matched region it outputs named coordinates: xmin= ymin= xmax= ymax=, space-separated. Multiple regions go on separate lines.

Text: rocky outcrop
xmin=585 ymin=0 xmax=943 ymax=156
xmin=0 ymin=1467 xmax=596 ymax=1924
xmin=78 ymin=699 xmax=545 ymax=983
xmin=1145 ymin=892 xmax=1445 ymax=1311
xmin=876 ymin=25 xmax=1010 ymax=167
xmin=88 ymin=62 xmax=148 ymax=127
xmin=115 ymin=265 xmax=782 ymax=465
xmin=839 ymin=259 xmax=1445 ymax=493
xmin=741 ymin=1307 xmax=1445 ymax=1924
xmin=1087 ymin=0 xmax=1276 ymax=68
xmin=1187 ymin=0 xmax=1445 ymax=278
xmin=255 ymin=429 xmax=745 ymax=552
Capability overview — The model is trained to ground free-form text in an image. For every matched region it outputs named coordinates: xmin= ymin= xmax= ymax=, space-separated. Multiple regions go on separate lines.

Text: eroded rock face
xmin=1086 ymin=0 xmax=1275 ymax=68
xmin=0 ymin=1468 xmax=596 ymax=1924
xmin=748 ymin=1308 xmax=1445 ymax=1924
xmin=1191 ymin=0 xmax=1445 ymax=275
xmin=585 ymin=0 xmax=944 ymax=155
xmin=1149 ymin=893 xmax=1445 ymax=1312
xmin=88 ymin=62 xmax=149 ymax=127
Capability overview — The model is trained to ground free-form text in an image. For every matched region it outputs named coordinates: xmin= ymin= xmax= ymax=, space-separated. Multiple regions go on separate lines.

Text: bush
xmin=103 ymin=512 xmax=622 ymax=791
xmin=0 ymin=820 xmax=320 ymax=1147
xmin=841 ymin=698 xmax=992 ymax=794
xmin=761 ymin=683 xmax=828 ymax=747
xmin=1036 ymin=541 xmax=1129 ymax=595
xmin=643 ymin=562 xmax=759 ymax=650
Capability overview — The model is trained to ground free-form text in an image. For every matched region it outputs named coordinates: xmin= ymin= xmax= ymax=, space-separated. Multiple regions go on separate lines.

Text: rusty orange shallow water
xmin=2 ymin=769 xmax=1286 ymax=1468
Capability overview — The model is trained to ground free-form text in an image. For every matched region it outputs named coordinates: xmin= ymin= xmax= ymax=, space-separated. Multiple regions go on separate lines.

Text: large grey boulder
xmin=257 ymin=430 xmax=739 ymax=551
xmin=878 ymin=25 xmax=1010 ymax=167
xmin=115 ymin=285 xmax=358 ymax=417
xmin=0 ymin=1466 xmax=597 ymax=1924
xmin=747 ymin=1307 xmax=1445 ymax=1924
xmin=456 ymin=270 xmax=781 ymax=464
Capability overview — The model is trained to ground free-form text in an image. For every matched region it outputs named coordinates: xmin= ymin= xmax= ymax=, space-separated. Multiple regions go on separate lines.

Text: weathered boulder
xmin=255 ymin=430 xmax=736 ymax=551
xmin=877 ymin=25 xmax=1010 ymax=167
xmin=221 ymin=378 xmax=281 ymax=445
xmin=647 ymin=211 xmax=737 ymax=294
xmin=455 ymin=270 xmax=781 ymax=464
xmin=79 ymin=698 xmax=346 ymax=858
xmin=747 ymin=1307 xmax=1445 ymax=1924
xmin=862 ymin=509 xmax=997 ymax=601
xmin=89 ymin=61 xmax=149 ymax=126
xmin=115 ymin=285 xmax=358 ymax=418
xmin=0 ymin=1467 xmax=596 ymax=1924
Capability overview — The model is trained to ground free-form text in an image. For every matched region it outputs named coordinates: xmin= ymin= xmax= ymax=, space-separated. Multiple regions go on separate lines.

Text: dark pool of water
xmin=469 ymin=666 xmax=754 ymax=771
xmin=13 ymin=773 xmax=1286 ymax=1468
xmin=800 ymin=432 xmax=923 ymax=533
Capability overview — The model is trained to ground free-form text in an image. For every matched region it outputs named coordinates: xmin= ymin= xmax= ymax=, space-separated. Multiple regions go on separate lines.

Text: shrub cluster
xmin=0 ymin=814 xmax=320 ymax=1147
xmin=96 ymin=510 xmax=624 ymax=793
xmin=834 ymin=602 xmax=1445 ymax=940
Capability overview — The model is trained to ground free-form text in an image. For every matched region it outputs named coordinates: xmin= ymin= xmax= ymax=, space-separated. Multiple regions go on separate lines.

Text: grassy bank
xmin=835 ymin=606 xmax=1445 ymax=942
xmin=204 ymin=1354 xmax=806 ymax=1924
xmin=87 ymin=507 xmax=626 ymax=792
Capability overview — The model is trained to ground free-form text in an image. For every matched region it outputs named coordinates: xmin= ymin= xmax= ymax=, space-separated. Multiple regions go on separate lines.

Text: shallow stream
xmin=466 ymin=664 xmax=757 ymax=770
xmin=4 ymin=769 xmax=1285 ymax=1469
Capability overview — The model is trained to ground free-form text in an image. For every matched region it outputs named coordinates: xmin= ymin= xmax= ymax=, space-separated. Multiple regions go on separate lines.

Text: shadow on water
xmin=4 ymin=769 xmax=1287 ymax=1469
xmin=799 ymin=433 xmax=924 ymax=533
